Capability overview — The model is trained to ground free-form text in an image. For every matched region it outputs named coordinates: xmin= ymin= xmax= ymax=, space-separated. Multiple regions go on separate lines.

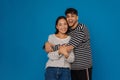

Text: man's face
xmin=66 ymin=13 xmax=78 ymax=27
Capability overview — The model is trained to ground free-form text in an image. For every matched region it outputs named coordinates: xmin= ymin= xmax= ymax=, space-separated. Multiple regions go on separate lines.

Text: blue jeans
xmin=45 ymin=67 xmax=71 ymax=80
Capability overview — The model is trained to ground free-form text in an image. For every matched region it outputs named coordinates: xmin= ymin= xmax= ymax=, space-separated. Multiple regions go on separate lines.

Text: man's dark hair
xmin=65 ymin=8 xmax=78 ymax=16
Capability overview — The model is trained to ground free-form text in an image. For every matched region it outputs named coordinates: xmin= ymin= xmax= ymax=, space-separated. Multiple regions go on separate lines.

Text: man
xmin=45 ymin=8 xmax=92 ymax=80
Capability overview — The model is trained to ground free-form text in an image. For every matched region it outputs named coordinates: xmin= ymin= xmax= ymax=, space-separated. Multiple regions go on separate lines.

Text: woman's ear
xmin=56 ymin=25 xmax=58 ymax=29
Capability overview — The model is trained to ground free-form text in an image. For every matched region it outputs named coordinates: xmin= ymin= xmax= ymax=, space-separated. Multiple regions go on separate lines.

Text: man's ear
xmin=77 ymin=16 xmax=78 ymax=20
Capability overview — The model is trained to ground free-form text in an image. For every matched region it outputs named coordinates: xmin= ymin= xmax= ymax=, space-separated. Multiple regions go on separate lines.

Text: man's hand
xmin=66 ymin=45 xmax=74 ymax=53
xmin=45 ymin=42 xmax=54 ymax=53
xmin=58 ymin=45 xmax=69 ymax=58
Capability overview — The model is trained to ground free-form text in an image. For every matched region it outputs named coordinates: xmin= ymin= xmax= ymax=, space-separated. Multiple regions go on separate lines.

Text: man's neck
xmin=71 ymin=22 xmax=79 ymax=29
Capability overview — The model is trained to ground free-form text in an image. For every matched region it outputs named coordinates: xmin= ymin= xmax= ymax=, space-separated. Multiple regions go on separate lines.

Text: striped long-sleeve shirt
xmin=68 ymin=23 xmax=92 ymax=70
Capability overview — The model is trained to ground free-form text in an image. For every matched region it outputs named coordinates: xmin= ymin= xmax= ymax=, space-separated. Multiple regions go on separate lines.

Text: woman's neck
xmin=55 ymin=33 xmax=67 ymax=39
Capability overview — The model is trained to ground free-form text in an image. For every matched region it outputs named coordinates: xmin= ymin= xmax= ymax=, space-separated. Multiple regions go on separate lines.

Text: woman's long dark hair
xmin=55 ymin=16 xmax=68 ymax=34
xmin=43 ymin=16 xmax=68 ymax=49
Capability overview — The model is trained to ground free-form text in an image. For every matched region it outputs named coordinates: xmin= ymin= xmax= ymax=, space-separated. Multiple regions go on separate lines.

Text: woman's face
xmin=56 ymin=18 xmax=68 ymax=34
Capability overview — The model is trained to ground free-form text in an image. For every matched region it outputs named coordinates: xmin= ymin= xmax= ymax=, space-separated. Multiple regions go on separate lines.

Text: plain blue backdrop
xmin=0 ymin=0 xmax=120 ymax=80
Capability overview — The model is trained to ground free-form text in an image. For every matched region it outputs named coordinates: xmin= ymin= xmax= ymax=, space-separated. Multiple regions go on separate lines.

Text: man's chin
xmin=68 ymin=23 xmax=73 ymax=27
xmin=69 ymin=25 xmax=74 ymax=27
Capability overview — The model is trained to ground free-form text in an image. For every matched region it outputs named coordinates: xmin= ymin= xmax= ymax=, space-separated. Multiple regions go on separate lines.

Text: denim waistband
xmin=47 ymin=67 xmax=70 ymax=70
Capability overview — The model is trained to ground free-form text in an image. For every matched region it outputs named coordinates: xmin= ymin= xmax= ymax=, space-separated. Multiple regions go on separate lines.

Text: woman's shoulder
xmin=48 ymin=34 xmax=58 ymax=40
xmin=48 ymin=34 xmax=55 ymax=37
xmin=66 ymin=35 xmax=71 ymax=40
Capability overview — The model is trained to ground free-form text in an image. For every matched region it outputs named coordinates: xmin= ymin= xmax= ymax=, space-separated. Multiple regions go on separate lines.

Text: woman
xmin=45 ymin=16 xmax=75 ymax=80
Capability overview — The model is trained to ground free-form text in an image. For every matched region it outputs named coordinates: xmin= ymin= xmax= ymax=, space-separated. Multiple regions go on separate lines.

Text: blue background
xmin=0 ymin=0 xmax=120 ymax=80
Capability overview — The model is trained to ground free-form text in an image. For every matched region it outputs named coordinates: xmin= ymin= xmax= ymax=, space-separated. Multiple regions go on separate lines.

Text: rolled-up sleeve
xmin=65 ymin=50 xmax=75 ymax=63
xmin=48 ymin=51 xmax=62 ymax=60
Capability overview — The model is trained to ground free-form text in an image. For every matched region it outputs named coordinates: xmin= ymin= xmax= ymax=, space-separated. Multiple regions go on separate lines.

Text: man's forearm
xmin=66 ymin=45 xmax=74 ymax=53
xmin=53 ymin=44 xmax=74 ymax=52
xmin=45 ymin=42 xmax=54 ymax=53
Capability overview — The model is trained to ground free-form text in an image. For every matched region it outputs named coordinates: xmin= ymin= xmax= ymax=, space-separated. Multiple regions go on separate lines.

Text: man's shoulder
xmin=76 ymin=23 xmax=86 ymax=31
xmin=78 ymin=23 xmax=90 ymax=33
xmin=78 ymin=23 xmax=86 ymax=27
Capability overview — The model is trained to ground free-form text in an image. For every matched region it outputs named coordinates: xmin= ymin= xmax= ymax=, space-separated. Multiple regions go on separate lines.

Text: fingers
xmin=59 ymin=45 xmax=67 ymax=54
